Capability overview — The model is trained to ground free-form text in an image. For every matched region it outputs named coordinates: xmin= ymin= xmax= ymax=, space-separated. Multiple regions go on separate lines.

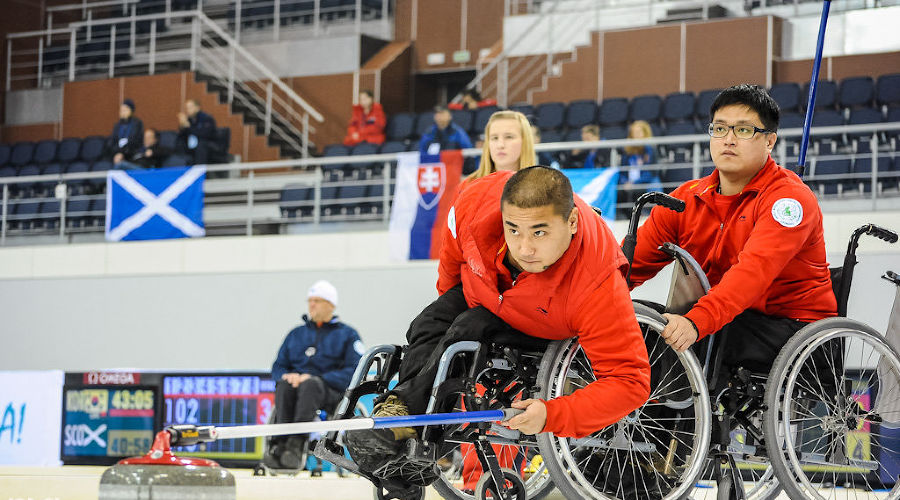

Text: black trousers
xmin=705 ymin=309 xmax=809 ymax=394
xmin=391 ymin=285 xmax=524 ymax=416
xmin=273 ymin=377 xmax=342 ymax=445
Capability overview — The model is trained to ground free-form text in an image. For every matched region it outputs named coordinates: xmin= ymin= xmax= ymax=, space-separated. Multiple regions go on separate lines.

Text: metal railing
xmin=0 ymin=122 xmax=898 ymax=245
xmin=6 ymin=10 xmax=323 ymax=158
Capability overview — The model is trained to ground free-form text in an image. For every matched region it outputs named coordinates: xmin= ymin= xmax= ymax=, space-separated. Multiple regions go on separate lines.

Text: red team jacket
xmin=343 ymin=103 xmax=386 ymax=146
xmin=629 ymin=156 xmax=837 ymax=337
xmin=437 ymin=171 xmax=650 ymax=438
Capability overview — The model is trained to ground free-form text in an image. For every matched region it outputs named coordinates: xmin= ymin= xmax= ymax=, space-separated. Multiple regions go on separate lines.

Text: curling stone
xmin=99 ymin=430 xmax=235 ymax=500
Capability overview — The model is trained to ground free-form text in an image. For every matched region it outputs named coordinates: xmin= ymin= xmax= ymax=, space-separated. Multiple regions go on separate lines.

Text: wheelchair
xmin=612 ymin=193 xmax=900 ymax=500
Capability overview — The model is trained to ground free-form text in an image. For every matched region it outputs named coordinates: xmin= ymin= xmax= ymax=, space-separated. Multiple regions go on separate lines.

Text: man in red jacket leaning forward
xmin=629 ymin=84 xmax=837 ymax=392
xmin=346 ymin=166 xmax=651 ymax=488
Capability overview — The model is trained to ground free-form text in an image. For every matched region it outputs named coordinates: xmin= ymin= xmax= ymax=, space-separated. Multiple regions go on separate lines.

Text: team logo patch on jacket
xmin=772 ymin=198 xmax=803 ymax=228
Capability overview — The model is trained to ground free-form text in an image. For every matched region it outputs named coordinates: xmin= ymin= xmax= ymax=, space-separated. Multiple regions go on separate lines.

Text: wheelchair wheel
xmin=763 ymin=318 xmax=900 ymax=500
xmin=431 ymin=400 xmax=556 ymax=500
xmin=536 ymin=303 xmax=711 ymax=500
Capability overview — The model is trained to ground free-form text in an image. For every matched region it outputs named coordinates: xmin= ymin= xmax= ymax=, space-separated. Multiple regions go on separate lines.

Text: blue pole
xmin=373 ymin=409 xmax=514 ymax=428
xmin=797 ymin=0 xmax=832 ymax=178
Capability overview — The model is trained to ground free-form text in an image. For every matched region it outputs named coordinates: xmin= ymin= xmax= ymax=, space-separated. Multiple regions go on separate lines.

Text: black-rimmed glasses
xmin=708 ymin=123 xmax=774 ymax=140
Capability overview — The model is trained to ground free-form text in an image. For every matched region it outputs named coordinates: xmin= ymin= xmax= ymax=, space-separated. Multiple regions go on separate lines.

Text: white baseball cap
xmin=308 ymin=280 xmax=338 ymax=307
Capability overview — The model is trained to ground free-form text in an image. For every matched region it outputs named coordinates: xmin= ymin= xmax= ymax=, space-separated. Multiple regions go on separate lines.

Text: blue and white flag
xmin=105 ymin=166 xmax=206 ymax=242
xmin=562 ymin=167 xmax=619 ymax=224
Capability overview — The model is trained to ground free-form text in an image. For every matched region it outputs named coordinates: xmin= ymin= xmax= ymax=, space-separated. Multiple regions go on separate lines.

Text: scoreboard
xmin=162 ymin=374 xmax=275 ymax=462
xmin=60 ymin=371 xmax=273 ymax=467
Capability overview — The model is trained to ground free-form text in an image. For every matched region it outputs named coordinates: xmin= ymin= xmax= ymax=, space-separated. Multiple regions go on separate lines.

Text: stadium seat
xmin=535 ymin=102 xmax=566 ymax=131
xmin=839 ymin=76 xmax=875 ymax=109
xmin=0 ymin=164 xmax=16 ymax=178
xmin=363 ymin=184 xmax=387 ymax=215
xmin=319 ymin=185 xmax=340 ymax=217
xmin=802 ymin=80 xmax=837 ymax=110
xmin=159 ymin=131 xmax=178 ymax=152
xmin=415 ymin=111 xmax=439 ymax=138
xmin=451 ymin=109 xmax=475 ymax=133
xmin=379 ymin=141 xmax=406 ymax=155
xmin=348 ymin=142 xmax=380 ymax=178
xmin=876 ymin=73 xmax=900 ymax=107
xmin=33 ymin=140 xmax=59 ymax=165
xmin=509 ymin=103 xmax=535 ymax=120
xmin=162 ymin=155 xmax=190 ymax=168
xmin=11 ymin=200 xmax=41 ymax=230
xmin=65 ymin=198 xmax=92 ymax=228
xmin=0 ymin=144 xmax=10 ymax=166
xmin=216 ymin=128 xmax=231 ymax=160
xmin=563 ymin=129 xmax=582 ymax=142
xmin=769 ymin=82 xmax=802 ymax=113
xmin=565 ymin=100 xmax=598 ymax=129
xmin=337 ymin=184 xmax=368 ymax=215
xmin=664 ymin=121 xmax=700 ymax=153
xmin=539 ymin=129 xmax=562 ymax=144
xmin=601 ymin=125 xmax=627 ymax=140
xmin=90 ymin=197 xmax=106 ymax=227
xmin=696 ymin=89 xmax=722 ymax=122
xmin=813 ymin=158 xmax=851 ymax=195
xmin=473 ymin=106 xmax=501 ymax=134
xmin=663 ymin=92 xmax=696 ymax=122
xmin=80 ymin=136 xmax=107 ymax=163
xmin=36 ymin=163 xmax=63 ymax=196
xmin=810 ymin=109 xmax=845 ymax=143
xmin=847 ymin=108 xmax=884 ymax=142
xmin=598 ymin=98 xmax=628 ymax=126
xmin=37 ymin=199 xmax=61 ymax=230
xmin=629 ymin=95 xmax=662 ymax=123
xmin=9 ymin=142 xmax=35 ymax=167
xmin=280 ymin=184 xmax=313 ymax=219
xmin=56 ymin=138 xmax=82 ymax=164
xmin=386 ymin=113 xmax=415 ymax=141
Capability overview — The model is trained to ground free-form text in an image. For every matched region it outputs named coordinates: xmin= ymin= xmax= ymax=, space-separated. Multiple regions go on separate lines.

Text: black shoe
xmin=345 ymin=395 xmax=417 ymax=473
xmin=263 ymin=445 xmax=283 ymax=469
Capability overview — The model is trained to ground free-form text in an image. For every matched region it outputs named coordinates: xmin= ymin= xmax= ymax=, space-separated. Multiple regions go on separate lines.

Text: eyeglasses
xmin=707 ymin=123 xmax=774 ymax=140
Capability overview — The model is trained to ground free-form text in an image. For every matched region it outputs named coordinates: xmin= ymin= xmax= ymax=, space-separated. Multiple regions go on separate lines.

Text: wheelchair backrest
xmin=661 ymin=242 xmax=711 ymax=316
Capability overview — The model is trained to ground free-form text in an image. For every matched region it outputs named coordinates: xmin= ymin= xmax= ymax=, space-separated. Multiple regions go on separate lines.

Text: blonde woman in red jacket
xmin=343 ymin=90 xmax=386 ymax=146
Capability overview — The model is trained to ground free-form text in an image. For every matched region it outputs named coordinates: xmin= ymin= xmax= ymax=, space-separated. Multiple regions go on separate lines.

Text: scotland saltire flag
xmin=105 ymin=166 xmax=206 ymax=241
xmin=562 ymin=167 xmax=619 ymax=224
xmin=389 ymin=150 xmax=463 ymax=260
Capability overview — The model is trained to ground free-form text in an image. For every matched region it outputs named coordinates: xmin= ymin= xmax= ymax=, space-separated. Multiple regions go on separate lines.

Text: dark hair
xmin=360 ymin=89 xmax=374 ymax=98
xmin=145 ymin=128 xmax=159 ymax=139
xmin=709 ymin=84 xmax=780 ymax=131
xmin=501 ymin=166 xmax=575 ymax=221
xmin=433 ymin=105 xmax=449 ymax=113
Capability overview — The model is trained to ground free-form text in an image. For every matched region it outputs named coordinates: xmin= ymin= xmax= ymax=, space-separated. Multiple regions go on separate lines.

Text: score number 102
xmin=165 ymin=398 xmax=200 ymax=424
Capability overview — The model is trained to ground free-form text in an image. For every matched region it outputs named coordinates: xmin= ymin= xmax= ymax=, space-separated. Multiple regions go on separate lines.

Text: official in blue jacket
xmin=266 ymin=280 xmax=364 ymax=470
xmin=419 ymin=105 xmax=473 ymax=156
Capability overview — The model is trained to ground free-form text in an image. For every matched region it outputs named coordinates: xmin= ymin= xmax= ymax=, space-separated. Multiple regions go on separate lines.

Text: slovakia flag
xmin=389 ymin=150 xmax=463 ymax=260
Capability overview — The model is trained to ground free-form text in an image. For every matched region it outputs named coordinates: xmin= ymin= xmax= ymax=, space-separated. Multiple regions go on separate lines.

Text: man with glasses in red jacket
xmin=629 ymin=84 xmax=837 ymax=393
xmin=345 ymin=166 xmax=651 ymax=495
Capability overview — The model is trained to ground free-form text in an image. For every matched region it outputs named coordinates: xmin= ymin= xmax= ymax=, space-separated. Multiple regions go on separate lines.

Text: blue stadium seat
xmin=11 ymin=200 xmax=41 ymax=230
xmin=38 ymin=199 xmax=61 ymax=230
xmin=601 ymin=125 xmax=627 ymax=140
xmin=379 ymin=141 xmax=406 ymax=155
xmin=813 ymin=158 xmax=851 ymax=195
xmin=847 ymin=108 xmax=883 ymax=142
xmin=451 ymin=109 xmax=475 ymax=133
xmin=886 ymin=106 xmax=900 ymax=143
xmin=663 ymin=92 xmax=696 ymax=122
xmin=695 ymin=89 xmax=722 ymax=122
xmin=280 ymin=184 xmax=313 ymax=219
xmin=415 ymin=112 xmax=435 ymax=138
xmin=351 ymin=142 xmax=379 ymax=155
xmin=663 ymin=164 xmax=695 ymax=188
xmin=598 ymin=98 xmax=628 ymax=126
xmin=33 ymin=140 xmax=58 ymax=165
xmin=802 ymin=80 xmax=837 ymax=110
xmin=65 ymin=161 xmax=90 ymax=175
xmin=535 ymin=102 xmax=565 ymax=131
xmin=216 ymin=128 xmax=231 ymax=159
xmin=65 ymin=198 xmax=92 ymax=228
xmin=15 ymin=164 xmax=40 ymax=196
xmin=56 ymin=138 xmax=82 ymax=164
xmin=162 ymin=155 xmax=190 ymax=168
xmin=10 ymin=142 xmax=35 ymax=167
xmin=810 ymin=109 xmax=845 ymax=142
xmin=664 ymin=121 xmax=699 ymax=153
xmin=780 ymin=112 xmax=805 ymax=130
xmin=319 ymin=185 xmax=340 ymax=217
xmin=337 ymin=184 xmax=368 ymax=215
xmin=322 ymin=144 xmax=350 ymax=172
xmin=769 ymin=83 xmax=801 ymax=113
xmin=348 ymin=142 xmax=380 ymax=177
xmin=363 ymin=184 xmax=387 ymax=215
xmin=565 ymin=100 xmax=598 ymax=129
xmin=629 ymin=95 xmax=662 ymax=123
xmin=876 ymin=73 xmax=900 ymax=107
xmin=509 ymin=103 xmax=535 ymax=120
xmin=80 ymin=136 xmax=106 ymax=163
xmin=36 ymin=163 xmax=63 ymax=195
xmin=472 ymin=106 xmax=501 ymax=134
xmin=90 ymin=197 xmax=106 ymax=227
xmin=839 ymin=76 xmax=875 ymax=109
xmin=159 ymin=131 xmax=178 ymax=152
xmin=563 ymin=129 xmax=582 ymax=142
xmin=0 ymin=144 xmax=10 ymax=166
xmin=0 ymin=165 xmax=17 ymax=179
xmin=18 ymin=164 xmax=40 ymax=177
xmin=540 ymin=130 xmax=562 ymax=143
xmin=386 ymin=113 xmax=415 ymax=141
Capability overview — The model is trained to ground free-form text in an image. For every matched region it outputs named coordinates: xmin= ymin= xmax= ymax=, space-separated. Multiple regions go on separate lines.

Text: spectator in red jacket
xmin=629 ymin=84 xmax=837 ymax=391
xmin=343 ymin=90 xmax=386 ymax=146
xmin=345 ymin=167 xmax=650 ymax=491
